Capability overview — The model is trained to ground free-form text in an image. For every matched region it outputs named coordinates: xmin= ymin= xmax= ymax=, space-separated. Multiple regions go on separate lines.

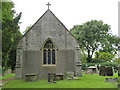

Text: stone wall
xmin=16 ymin=9 xmax=81 ymax=79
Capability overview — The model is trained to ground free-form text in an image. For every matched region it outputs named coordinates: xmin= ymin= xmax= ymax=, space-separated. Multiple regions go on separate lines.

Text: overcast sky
xmin=12 ymin=0 xmax=119 ymax=35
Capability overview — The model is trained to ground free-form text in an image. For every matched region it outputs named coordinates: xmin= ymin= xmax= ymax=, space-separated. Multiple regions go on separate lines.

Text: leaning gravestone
xmin=65 ymin=72 xmax=74 ymax=78
xmin=99 ymin=66 xmax=106 ymax=76
xmin=106 ymin=66 xmax=113 ymax=76
xmin=118 ymin=64 xmax=120 ymax=76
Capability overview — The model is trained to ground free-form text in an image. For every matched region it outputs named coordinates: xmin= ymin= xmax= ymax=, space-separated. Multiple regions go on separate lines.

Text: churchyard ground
xmin=2 ymin=72 xmax=118 ymax=88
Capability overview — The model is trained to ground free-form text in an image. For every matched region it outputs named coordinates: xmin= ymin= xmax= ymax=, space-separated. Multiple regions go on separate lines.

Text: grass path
xmin=2 ymin=73 xmax=118 ymax=88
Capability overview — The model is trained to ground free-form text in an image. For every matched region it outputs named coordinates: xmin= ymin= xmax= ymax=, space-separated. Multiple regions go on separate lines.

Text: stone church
xmin=15 ymin=4 xmax=82 ymax=79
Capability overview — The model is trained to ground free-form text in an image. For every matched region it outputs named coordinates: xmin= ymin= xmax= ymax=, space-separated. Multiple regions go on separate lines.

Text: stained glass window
xmin=43 ymin=49 xmax=46 ymax=64
xmin=52 ymin=49 xmax=55 ymax=64
xmin=43 ymin=39 xmax=56 ymax=65
xmin=48 ymin=49 xmax=51 ymax=64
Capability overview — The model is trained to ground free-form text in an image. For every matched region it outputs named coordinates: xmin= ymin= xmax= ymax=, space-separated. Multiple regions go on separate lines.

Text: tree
xmin=80 ymin=49 xmax=87 ymax=63
xmin=70 ymin=20 xmax=120 ymax=63
xmin=23 ymin=24 xmax=31 ymax=34
xmin=100 ymin=34 xmax=119 ymax=54
xmin=94 ymin=51 xmax=115 ymax=62
xmin=2 ymin=1 xmax=22 ymax=72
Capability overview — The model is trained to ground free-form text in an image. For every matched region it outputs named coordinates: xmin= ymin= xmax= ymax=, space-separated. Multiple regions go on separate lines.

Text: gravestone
xmin=86 ymin=66 xmax=97 ymax=74
xmin=106 ymin=66 xmax=113 ymax=76
xmin=118 ymin=64 xmax=120 ymax=76
xmin=65 ymin=72 xmax=74 ymax=78
xmin=99 ymin=66 xmax=106 ymax=76
xmin=48 ymin=73 xmax=56 ymax=83
xmin=75 ymin=61 xmax=82 ymax=76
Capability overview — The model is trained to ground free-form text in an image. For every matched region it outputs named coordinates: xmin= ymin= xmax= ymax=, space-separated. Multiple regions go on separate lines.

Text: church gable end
xmin=21 ymin=9 xmax=79 ymax=51
xmin=16 ymin=7 xmax=82 ymax=79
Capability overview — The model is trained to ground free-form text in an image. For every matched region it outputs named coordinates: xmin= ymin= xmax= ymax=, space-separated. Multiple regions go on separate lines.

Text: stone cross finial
xmin=46 ymin=2 xmax=51 ymax=9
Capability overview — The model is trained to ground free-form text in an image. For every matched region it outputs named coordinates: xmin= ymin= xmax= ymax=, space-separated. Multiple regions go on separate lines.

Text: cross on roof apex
xmin=46 ymin=2 xmax=51 ymax=9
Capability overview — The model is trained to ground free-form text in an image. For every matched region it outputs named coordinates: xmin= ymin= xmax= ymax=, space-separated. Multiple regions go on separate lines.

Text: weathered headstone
xmin=118 ymin=64 xmax=120 ymax=76
xmin=86 ymin=66 xmax=97 ymax=74
xmin=75 ymin=61 xmax=82 ymax=76
xmin=106 ymin=66 xmax=113 ymax=76
xmin=99 ymin=66 xmax=106 ymax=76
xmin=48 ymin=73 xmax=56 ymax=83
xmin=65 ymin=72 xmax=74 ymax=78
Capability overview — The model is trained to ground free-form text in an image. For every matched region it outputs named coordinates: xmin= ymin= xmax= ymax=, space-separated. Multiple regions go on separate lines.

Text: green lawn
xmin=1 ymin=73 xmax=15 ymax=79
xmin=3 ymin=72 xmax=118 ymax=88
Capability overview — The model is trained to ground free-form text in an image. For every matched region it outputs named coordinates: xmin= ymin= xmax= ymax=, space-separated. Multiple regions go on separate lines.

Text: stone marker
xmin=65 ymin=72 xmax=74 ymax=78
xmin=48 ymin=73 xmax=56 ymax=83
xmin=75 ymin=61 xmax=82 ymax=76
xmin=99 ymin=66 xmax=106 ymax=76
xmin=86 ymin=66 xmax=97 ymax=74
xmin=106 ymin=66 xmax=113 ymax=76
xmin=118 ymin=64 xmax=120 ymax=76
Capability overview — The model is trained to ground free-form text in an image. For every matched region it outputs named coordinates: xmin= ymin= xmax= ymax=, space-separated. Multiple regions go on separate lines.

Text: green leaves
xmin=70 ymin=20 xmax=120 ymax=63
xmin=23 ymin=24 xmax=32 ymax=34
xmin=2 ymin=1 xmax=22 ymax=71
xmin=94 ymin=52 xmax=115 ymax=62
xmin=2 ymin=1 xmax=14 ymax=21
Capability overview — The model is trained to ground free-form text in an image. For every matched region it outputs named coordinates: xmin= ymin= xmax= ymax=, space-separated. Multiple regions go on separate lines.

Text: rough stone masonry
xmin=15 ymin=9 xmax=82 ymax=79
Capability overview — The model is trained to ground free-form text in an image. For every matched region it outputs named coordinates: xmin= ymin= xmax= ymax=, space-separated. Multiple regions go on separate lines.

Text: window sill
xmin=42 ymin=65 xmax=56 ymax=67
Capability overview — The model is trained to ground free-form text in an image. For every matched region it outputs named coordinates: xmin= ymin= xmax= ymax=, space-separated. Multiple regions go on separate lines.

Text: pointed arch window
xmin=42 ymin=39 xmax=56 ymax=66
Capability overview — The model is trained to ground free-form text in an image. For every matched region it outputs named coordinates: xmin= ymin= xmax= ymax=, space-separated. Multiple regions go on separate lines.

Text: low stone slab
xmin=25 ymin=73 xmax=37 ymax=82
xmin=55 ymin=73 xmax=64 ymax=80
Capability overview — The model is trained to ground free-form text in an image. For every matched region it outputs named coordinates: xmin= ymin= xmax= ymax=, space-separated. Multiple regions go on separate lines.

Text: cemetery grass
xmin=0 ymin=73 xmax=15 ymax=79
xmin=3 ymin=72 xmax=118 ymax=88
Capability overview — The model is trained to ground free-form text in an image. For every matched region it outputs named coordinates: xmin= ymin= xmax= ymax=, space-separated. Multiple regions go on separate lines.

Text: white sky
xmin=12 ymin=0 xmax=119 ymax=35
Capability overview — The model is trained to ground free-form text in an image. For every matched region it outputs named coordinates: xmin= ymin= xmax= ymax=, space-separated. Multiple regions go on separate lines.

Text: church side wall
xmin=22 ymin=50 xmax=75 ymax=79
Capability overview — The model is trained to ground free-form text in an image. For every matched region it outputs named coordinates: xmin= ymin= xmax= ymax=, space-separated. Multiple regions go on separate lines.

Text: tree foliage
xmin=80 ymin=49 xmax=87 ymax=63
xmin=94 ymin=51 xmax=115 ymax=62
xmin=70 ymin=20 xmax=120 ymax=63
xmin=23 ymin=24 xmax=31 ymax=34
xmin=2 ymin=1 xmax=22 ymax=72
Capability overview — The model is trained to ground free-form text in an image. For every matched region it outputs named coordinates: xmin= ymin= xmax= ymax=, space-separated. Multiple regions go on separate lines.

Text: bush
xmin=81 ymin=62 xmax=118 ymax=71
